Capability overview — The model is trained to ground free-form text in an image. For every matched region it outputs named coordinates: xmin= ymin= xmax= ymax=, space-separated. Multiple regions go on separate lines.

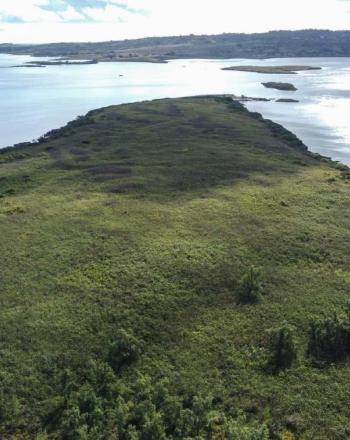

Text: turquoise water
xmin=1 ymin=54 xmax=350 ymax=164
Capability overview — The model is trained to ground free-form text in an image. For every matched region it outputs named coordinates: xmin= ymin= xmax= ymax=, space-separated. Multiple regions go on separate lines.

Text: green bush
xmin=307 ymin=308 xmax=350 ymax=364
xmin=55 ymin=365 xmax=271 ymax=440
xmin=108 ymin=329 xmax=142 ymax=372
xmin=236 ymin=267 xmax=262 ymax=304
xmin=226 ymin=420 xmax=269 ymax=440
xmin=268 ymin=323 xmax=297 ymax=373
xmin=0 ymin=390 xmax=20 ymax=427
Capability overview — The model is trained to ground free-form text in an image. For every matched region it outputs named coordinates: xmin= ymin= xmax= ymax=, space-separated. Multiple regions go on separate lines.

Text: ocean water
xmin=1 ymin=54 xmax=350 ymax=164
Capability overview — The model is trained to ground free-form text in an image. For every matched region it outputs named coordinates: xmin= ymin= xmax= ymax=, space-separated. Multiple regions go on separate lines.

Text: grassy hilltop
xmin=1 ymin=96 xmax=350 ymax=439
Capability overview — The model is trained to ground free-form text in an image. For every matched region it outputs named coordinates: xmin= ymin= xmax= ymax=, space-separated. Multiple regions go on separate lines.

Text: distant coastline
xmin=1 ymin=29 xmax=350 ymax=64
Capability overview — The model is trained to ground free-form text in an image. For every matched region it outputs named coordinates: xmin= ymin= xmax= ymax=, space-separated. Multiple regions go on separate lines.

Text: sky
xmin=0 ymin=0 xmax=349 ymax=44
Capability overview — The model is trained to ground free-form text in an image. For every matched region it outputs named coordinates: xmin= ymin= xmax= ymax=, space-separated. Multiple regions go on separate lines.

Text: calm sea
xmin=1 ymin=54 xmax=350 ymax=164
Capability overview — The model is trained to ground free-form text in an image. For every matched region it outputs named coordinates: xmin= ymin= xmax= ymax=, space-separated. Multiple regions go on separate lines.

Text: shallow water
xmin=1 ymin=54 xmax=350 ymax=164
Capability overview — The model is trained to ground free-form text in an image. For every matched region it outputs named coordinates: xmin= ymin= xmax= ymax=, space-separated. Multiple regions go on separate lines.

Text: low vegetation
xmin=0 ymin=96 xmax=349 ymax=438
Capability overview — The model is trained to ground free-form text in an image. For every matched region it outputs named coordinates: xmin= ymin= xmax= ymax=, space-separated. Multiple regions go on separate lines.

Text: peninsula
xmin=0 ymin=96 xmax=349 ymax=439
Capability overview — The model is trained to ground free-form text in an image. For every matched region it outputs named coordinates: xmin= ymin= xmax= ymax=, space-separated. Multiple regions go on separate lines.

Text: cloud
xmin=106 ymin=1 xmax=148 ymax=14
xmin=42 ymin=0 xmax=147 ymax=16
xmin=59 ymin=5 xmax=85 ymax=21
xmin=0 ymin=0 xmax=349 ymax=43
xmin=82 ymin=3 xmax=145 ymax=22
xmin=0 ymin=0 xmax=61 ymax=23
xmin=0 ymin=15 xmax=25 ymax=23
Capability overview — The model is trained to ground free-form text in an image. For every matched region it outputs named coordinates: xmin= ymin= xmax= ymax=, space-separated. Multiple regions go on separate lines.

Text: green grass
xmin=0 ymin=96 xmax=349 ymax=439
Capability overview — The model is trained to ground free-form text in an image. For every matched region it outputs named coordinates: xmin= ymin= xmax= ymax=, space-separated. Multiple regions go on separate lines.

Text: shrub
xmin=268 ymin=323 xmax=297 ymax=373
xmin=226 ymin=421 xmax=269 ymax=440
xmin=141 ymin=410 xmax=167 ymax=440
xmin=55 ymin=366 xmax=272 ymax=440
xmin=236 ymin=267 xmax=262 ymax=304
xmin=0 ymin=390 xmax=20 ymax=426
xmin=307 ymin=309 xmax=350 ymax=364
xmin=35 ymin=432 xmax=49 ymax=440
xmin=108 ymin=329 xmax=142 ymax=372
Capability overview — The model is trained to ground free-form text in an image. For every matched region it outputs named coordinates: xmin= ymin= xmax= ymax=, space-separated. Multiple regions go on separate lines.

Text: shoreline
xmin=0 ymin=51 xmax=350 ymax=67
xmin=0 ymin=53 xmax=348 ymax=166
xmin=1 ymin=53 xmax=348 ymax=66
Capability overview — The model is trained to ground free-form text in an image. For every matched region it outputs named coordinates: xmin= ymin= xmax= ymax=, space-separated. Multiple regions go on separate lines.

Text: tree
xmin=108 ymin=329 xmax=142 ymax=372
xmin=236 ymin=267 xmax=262 ymax=304
xmin=268 ymin=323 xmax=297 ymax=373
xmin=307 ymin=311 xmax=350 ymax=364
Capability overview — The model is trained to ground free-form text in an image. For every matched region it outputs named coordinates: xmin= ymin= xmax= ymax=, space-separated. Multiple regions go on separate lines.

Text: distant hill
xmin=1 ymin=29 xmax=350 ymax=63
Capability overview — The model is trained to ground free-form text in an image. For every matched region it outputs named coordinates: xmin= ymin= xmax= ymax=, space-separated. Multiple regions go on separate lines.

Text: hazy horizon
xmin=1 ymin=0 xmax=350 ymax=44
xmin=3 ymin=28 xmax=350 ymax=46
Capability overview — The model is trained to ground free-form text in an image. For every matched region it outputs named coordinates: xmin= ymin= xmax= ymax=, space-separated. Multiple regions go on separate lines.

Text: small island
xmin=262 ymin=82 xmax=297 ymax=91
xmin=222 ymin=65 xmax=321 ymax=74
xmin=276 ymin=98 xmax=299 ymax=103
xmin=13 ymin=60 xmax=98 ymax=68
xmin=231 ymin=94 xmax=272 ymax=102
